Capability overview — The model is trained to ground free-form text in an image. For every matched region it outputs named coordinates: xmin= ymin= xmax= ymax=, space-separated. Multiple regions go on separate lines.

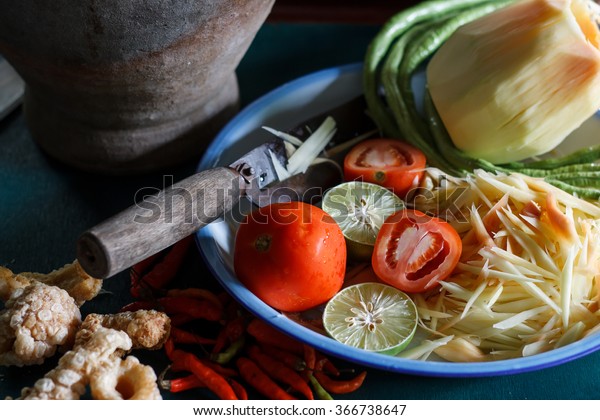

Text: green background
xmin=1 ymin=23 xmax=598 ymax=400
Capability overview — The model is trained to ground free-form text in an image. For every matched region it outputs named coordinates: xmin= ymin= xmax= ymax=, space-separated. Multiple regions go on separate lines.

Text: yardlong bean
xmin=363 ymin=0 xmax=508 ymax=138
xmin=381 ymin=23 xmax=450 ymax=170
xmin=363 ymin=0 xmax=600 ymax=199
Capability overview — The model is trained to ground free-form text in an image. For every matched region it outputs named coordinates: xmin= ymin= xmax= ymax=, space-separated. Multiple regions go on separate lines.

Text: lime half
xmin=322 ymin=181 xmax=404 ymax=259
xmin=323 ymin=282 xmax=417 ymax=355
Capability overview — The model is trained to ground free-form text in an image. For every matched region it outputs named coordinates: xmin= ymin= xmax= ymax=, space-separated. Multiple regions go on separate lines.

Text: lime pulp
xmin=323 ymin=282 xmax=418 ymax=355
xmin=321 ymin=181 xmax=404 ymax=259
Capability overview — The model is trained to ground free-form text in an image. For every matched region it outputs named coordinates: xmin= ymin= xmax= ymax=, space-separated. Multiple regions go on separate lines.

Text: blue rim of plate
xmin=196 ymin=62 xmax=600 ymax=377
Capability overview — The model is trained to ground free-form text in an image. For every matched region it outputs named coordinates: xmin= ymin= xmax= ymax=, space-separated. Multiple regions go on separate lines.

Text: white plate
xmin=196 ymin=62 xmax=600 ymax=377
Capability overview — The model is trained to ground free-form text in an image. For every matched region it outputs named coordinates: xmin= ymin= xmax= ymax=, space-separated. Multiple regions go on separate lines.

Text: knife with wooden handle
xmin=77 ymin=139 xmax=343 ymax=279
xmin=77 ymin=95 xmax=373 ymax=279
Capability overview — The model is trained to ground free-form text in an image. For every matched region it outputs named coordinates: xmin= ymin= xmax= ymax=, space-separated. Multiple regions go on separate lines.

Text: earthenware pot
xmin=0 ymin=0 xmax=274 ymax=174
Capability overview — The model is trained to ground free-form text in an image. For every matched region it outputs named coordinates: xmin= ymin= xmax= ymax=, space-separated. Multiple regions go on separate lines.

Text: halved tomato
xmin=343 ymin=139 xmax=426 ymax=198
xmin=371 ymin=209 xmax=462 ymax=293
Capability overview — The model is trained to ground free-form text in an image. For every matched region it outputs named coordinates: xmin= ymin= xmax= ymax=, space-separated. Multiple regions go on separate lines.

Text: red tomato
xmin=372 ymin=209 xmax=461 ymax=293
xmin=344 ymin=139 xmax=426 ymax=198
xmin=233 ymin=201 xmax=346 ymax=312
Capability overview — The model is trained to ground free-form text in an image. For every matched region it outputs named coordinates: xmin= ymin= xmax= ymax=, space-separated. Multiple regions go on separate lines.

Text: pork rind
xmin=0 ymin=260 xmax=102 ymax=367
xmin=13 ymin=310 xmax=170 ymax=400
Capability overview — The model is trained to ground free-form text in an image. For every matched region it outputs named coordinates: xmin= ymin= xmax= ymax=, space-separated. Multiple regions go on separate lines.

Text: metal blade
xmin=230 ymin=95 xmax=373 ymax=208
xmin=228 ymin=137 xmax=287 ymax=192
xmin=247 ymin=161 xmax=343 ymax=208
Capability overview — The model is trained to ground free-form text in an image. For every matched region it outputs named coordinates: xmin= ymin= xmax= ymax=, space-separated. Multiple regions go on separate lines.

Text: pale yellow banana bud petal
xmin=427 ymin=0 xmax=600 ymax=164
xmin=432 ymin=337 xmax=489 ymax=362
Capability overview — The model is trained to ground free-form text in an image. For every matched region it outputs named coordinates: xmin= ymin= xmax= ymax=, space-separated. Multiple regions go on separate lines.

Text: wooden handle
xmin=77 ymin=167 xmax=241 ymax=279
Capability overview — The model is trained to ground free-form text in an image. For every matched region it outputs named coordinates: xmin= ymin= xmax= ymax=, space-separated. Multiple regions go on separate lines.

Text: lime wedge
xmin=323 ymin=282 xmax=417 ymax=355
xmin=321 ymin=181 xmax=404 ymax=259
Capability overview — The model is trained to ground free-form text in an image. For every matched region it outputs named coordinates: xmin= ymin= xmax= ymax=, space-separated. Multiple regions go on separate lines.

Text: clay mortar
xmin=0 ymin=0 xmax=274 ymax=174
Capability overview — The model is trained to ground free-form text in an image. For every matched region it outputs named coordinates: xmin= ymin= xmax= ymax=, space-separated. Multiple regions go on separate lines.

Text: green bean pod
xmin=515 ymin=162 xmax=600 ymax=177
xmin=545 ymin=179 xmax=600 ymax=200
xmin=363 ymin=0 xmax=600 ymax=200
xmin=363 ymin=0 xmax=511 ymax=137
xmin=503 ymin=145 xmax=600 ymax=170
xmin=381 ymin=22 xmax=453 ymax=171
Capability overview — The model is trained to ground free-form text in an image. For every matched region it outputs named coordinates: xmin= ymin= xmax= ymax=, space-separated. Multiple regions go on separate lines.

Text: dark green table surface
xmin=1 ymin=22 xmax=598 ymax=401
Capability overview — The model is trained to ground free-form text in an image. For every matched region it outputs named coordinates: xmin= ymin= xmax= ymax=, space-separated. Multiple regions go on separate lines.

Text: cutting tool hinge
xmin=233 ymin=162 xmax=259 ymax=193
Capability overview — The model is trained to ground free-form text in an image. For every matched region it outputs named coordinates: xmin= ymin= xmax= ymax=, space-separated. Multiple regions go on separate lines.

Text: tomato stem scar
xmin=254 ymin=235 xmax=272 ymax=252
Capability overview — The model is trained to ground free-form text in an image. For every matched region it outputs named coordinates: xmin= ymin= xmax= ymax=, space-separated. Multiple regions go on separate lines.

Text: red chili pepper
xmin=164 ymin=337 xmax=176 ymax=361
xmin=130 ymin=253 xmax=161 ymax=298
xmin=316 ymin=356 xmax=340 ymax=377
xmin=161 ymin=374 xmax=205 ymax=393
xmin=261 ymin=346 xmax=306 ymax=371
xmin=225 ymin=316 xmax=246 ymax=342
xmin=213 ymin=316 xmax=246 ymax=354
xmin=168 ymin=356 xmax=237 ymax=378
xmin=322 ymin=359 xmax=341 ymax=376
xmin=166 ymin=288 xmax=223 ymax=312
xmin=170 ymin=327 xmax=216 ymax=346
xmin=171 ymin=349 xmax=237 ymax=400
xmin=201 ymin=360 xmax=238 ymax=378
xmin=130 ymin=235 xmax=193 ymax=297
xmin=246 ymin=319 xmax=303 ymax=355
xmin=236 ymin=357 xmax=296 ymax=400
xmin=211 ymin=336 xmax=245 ymax=365
xmin=303 ymin=344 xmax=316 ymax=371
xmin=312 ymin=370 xmax=367 ymax=394
xmin=212 ymin=326 xmax=230 ymax=355
xmin=247 ymin=345 xmax=313 ymax=400
xmin=300 ymin=344 xmax=317 ymax=382
xmin=158 ymin=296 xmax=222 ymax=321
xmin=229 ymin=379 xmax=248 ymax=400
